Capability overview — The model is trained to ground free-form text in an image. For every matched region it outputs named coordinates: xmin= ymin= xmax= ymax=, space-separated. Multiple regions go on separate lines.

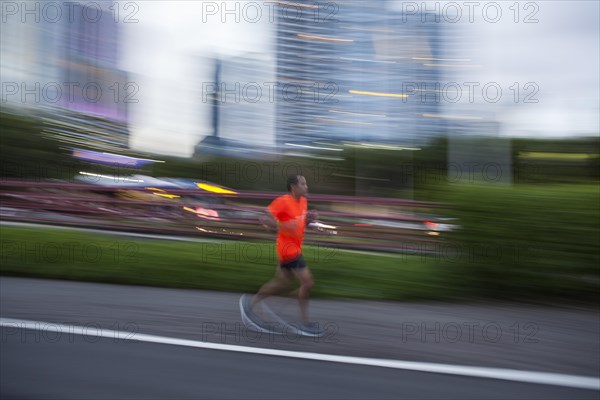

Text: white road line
xmin=1 ymin=318 xmax=598 ymax=391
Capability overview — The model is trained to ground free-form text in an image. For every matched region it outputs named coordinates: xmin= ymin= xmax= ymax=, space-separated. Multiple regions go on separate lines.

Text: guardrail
xmin=0 ymin=179 xmax=453 ymax=254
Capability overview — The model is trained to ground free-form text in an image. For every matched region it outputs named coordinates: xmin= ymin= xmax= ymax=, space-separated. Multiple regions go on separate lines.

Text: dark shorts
xmin=280 ymin=255 xmax=306 ymax=270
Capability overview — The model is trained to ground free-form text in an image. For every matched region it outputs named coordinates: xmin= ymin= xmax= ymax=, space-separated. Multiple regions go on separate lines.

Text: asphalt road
xmin=1 ymin=277 xmax=599 ymax=399
xmin=3 ymin=327 xmax=597 ymax=400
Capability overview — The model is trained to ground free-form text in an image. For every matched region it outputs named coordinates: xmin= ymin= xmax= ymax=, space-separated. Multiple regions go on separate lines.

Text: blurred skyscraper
xmin=1 ymin=1 xmax=130 ymax=152
xmin=274 ymin=0 xmax=457 ymax=149
xmin=1 ymin=7 xmax=61 ymax=104
xmin=194 ymin=53 xmax=277 ymax=158
xmin=60 ymin=2 xmax=128 ymax=122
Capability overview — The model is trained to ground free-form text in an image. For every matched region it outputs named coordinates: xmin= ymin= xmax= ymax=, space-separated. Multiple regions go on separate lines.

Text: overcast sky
xmin=450 ymin=0 xmax=600 ymax=137
xmin=120 ymin=1 xmax=599 ymax=157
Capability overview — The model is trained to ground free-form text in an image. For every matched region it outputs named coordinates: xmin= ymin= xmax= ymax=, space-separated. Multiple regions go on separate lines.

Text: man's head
xmin=287 ymin=175 xmax=308 ymax=198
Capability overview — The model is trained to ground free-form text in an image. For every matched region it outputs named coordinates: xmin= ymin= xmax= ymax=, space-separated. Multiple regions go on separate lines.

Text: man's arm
xmin=260 ymin=208 xmax=301 ymax=234
xmin=259 ymin=210 xmax=277 ymax=231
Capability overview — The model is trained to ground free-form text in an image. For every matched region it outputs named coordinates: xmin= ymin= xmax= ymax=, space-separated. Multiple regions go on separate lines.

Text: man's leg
xmin=293 ymin=266 xmax=314 ymax=324
xmin=250 ymin=266 xmax=293 ymax=310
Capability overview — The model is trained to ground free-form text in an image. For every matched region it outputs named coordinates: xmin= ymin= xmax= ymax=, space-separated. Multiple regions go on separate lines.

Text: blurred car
xmin=361 ymin=216 xmax=457 ymax=236
xmin=71 ymin=173 xmax=232 ymax=221
xmin=355 ymin=215 xmax=458 ymax=236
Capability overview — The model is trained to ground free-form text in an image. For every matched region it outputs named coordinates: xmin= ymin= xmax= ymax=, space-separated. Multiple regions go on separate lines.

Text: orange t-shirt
xmin=268 ymin=194 xmax=307 ymax=263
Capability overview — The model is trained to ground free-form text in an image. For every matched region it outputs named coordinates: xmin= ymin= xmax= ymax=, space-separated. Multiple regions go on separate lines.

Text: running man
xmin=241 ymin=175 xmax=322 ymax=336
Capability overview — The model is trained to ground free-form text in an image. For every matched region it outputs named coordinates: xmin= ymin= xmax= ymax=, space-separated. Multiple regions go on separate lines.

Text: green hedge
xmin=436 ymin=184 xmax=600 ymax=302
xmin=0 ymin=226 xmax=457 ymax=301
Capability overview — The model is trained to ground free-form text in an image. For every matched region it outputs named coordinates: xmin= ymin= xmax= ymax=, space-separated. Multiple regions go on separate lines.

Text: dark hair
xmin=286 ymin=175 xmax=302 ymax=192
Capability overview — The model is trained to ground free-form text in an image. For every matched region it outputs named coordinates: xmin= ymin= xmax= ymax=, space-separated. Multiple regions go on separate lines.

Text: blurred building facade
xmin=1 ymin=1 xmax=130 ymax=153
xmin=273 ymin=0 xmax=457 ymax=149
xmin=60 ymin=2 xmax=128 ymax=123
